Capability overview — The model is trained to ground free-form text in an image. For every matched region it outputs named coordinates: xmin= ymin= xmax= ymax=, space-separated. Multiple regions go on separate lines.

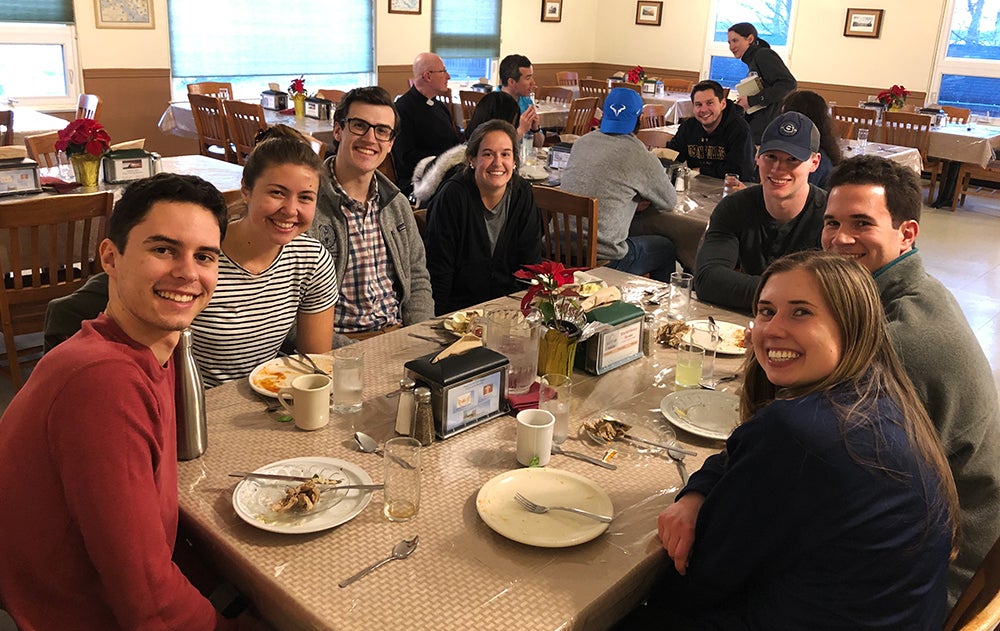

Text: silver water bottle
xmin=175 ymin=328 xmax=207 ymax=460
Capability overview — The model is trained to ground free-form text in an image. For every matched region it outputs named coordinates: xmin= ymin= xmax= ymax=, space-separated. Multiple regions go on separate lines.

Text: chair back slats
xmin=532 ymin=185 xmax=598 ymax=268
xmin=187 ymin=82 xmax=234 ymax=100
xmin=636 ymin=129 xmax=672 ymax=149
xmin=941 ymin=105 xmax=971 ymax=124
xmin=76 ymin=94 xmax=101 ymax=120
xmin=563 ymin=97 xmax=598 ymax=136
xmin=882 ymin=111 xmax=932 ymax=165
xmin=555 ymin=71 xmax=579 ymax=87
xmin=578 ymin=79 xmax=610 ymax=109
xmin=459 ymin=90 xmax=485 ymax=126
xmin=610 ymin=82 xmax=642 ymax=94
xmin=24 ymin=131 xmax=60 ymax=169
xmin=188 ymin=93 xmax=233 ymax=163
xmin=833 ymin=118 xmax=855 ymax=140
xmin=0 ymin=109 xmax=12 ymax=146
xmin=534 ymin=86 xmax=573 ymax=106
xmin=223 ymin=99 xmax=267 ymax=165
xmin=640 ymin=104 xmax=667 ymax=129
xmin=832 ymin=105 xmax=879 ymax=141
xmin=661 ymin=79 xmax=695 ymax=93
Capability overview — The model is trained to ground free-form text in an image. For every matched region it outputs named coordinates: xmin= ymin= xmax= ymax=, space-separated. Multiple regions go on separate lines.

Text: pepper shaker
xmin=410 ymin=387 xmax=435 ymax=446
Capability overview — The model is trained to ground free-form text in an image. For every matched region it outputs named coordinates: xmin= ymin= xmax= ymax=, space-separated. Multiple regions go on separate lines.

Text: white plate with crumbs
xmin=248 ymin=354 xmax=333 ymax=398
xmin=232 ymin=457 xmax=373 ymax=534
xmin=685 ymin=320 xmax=748 ymax=355
xmin=660 ymin=390 xmax=740 ymax=441
xmin=476 ymin=468 xmax=613 ymax=547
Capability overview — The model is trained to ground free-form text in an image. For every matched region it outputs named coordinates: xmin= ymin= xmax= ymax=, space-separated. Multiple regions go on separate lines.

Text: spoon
xmin=339 ymin=536 xmax=419 ymax=587
xmin=354 ymin=431 xmax=416 ymax=470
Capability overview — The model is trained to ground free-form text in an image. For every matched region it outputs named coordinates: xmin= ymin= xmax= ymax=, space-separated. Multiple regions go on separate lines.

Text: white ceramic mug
xmin=515 ymin=409 xmax=555 ymax=467
xmin=278 ymin=373 xmax=332 ymax=431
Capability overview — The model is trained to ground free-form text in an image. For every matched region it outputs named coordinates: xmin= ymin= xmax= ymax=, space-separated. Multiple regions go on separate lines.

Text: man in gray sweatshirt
xmin=560 ymin=87 xmax=678 ymax=280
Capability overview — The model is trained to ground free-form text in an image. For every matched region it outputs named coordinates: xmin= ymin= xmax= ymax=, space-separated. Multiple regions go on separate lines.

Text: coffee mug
xmin=278 ymin=373 xmax=332 ymax=431
xmin=515 ymin=409 xmax=554 ymax=467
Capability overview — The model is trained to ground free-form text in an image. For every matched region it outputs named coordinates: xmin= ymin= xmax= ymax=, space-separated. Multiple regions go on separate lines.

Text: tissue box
xmin=576 ymin=300 xmax=644 ymax=375
xmin=261 ymin=90 xmax=287 ymax=111
xmin=102 ymin=149 xmax=161 ymax=184
xmin=404 ymin=346 xmax=510 ymax=439
xmin=0 ymin=158 xmax=42 ymax=197
xmin=304 ymin=96 xmax=332 ymax=120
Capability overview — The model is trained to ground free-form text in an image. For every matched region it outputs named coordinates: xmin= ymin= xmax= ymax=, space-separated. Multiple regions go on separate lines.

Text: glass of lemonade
xmin=675 ymin=342 xmax=704 ymax=389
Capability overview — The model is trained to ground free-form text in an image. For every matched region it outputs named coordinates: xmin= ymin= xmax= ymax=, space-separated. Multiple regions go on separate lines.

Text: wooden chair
xmin=0 ymin=191 xmax=114 ymax=389
xmin=23 ymin=131 xmax=60 ymax=169
xmin=951 ymin=160 xmax=1000 ymax=210
xmin=832 ymin=105 xmax=878 ymax=142
xmin=832 ymin=118 xmax=855 ymax=140
xmin=223 ymin=99 xmax=267 ymax=165
xmin=660 ymin=78 xmax=694 ymax=93
xmin=188 ymin=93 xmax=233 ymax=163
xmin=883 ymin=110 xmax=943 ymax=204
xmin=941 ymin=105 xmax=971 ymax=124
xmin=610 ymin=82 xmax=642 ymax=94
xmin=636 ymin=129 xmax=672 ymax=149
xmin=435 ymin=88 xmax=453 ymax=107
xmin=532 ymin=185 xmax=599 ymax=268
xmin=315 ymin=89 xmax=346 ymax=105
xmin=187 ymin=82 xmax=234 ymax=100
xmin=0 ymin=110 xmax=12 ymax=146
xmin=563 ymin=97 xmax=598 ymax=137
xmin=943 ymin=534 xmax=1000 ymax=631
xmin=534 ymin=86 xmax=573 ymax=105
xmin=579 ymin=79 xmax=610 ymax=109
xmin=555 ymin=71 xmax=579 ymax=87
xmin=640 ymin=104 xmax=668 ymax=129
xmin=300 ymin=132 xmax=327 ymax=158
xmin=459 ymin=90 xmax=485 ymax=125
xmin=377 ymin=151 xmax=398 ymax=185
xmin=76 ymin=94 xmax=101 ymax=120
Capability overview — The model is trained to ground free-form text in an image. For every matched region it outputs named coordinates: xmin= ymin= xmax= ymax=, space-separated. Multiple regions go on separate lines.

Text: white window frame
xmin=701 ymin=0 xmax=799 ymax=82
xmin=0 ymin=22 xmax=80 ymax=111
xmin=928 ymin=0 xmax=1000 ymax=107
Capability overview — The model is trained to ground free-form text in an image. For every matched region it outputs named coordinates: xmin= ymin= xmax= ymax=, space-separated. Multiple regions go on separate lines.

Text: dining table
xmin=158 ymin=101 xmax=336 ymax=146
xmin=641 ymin=92 xmax=694 ymax=124
xmin=3 ymin=106 xmax=69 ymax=145
xmin=175 ymin=266 xmax=746 ymax=630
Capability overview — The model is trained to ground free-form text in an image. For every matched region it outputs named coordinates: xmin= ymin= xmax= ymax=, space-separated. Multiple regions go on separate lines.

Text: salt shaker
xmin=394 ymin=377 xmax=417 ymax=436
xmin=411 ymin=387 xmax=435 ymax=446
xmin=175 ymin=328 xmax=207 ymax=460
xmin=642 ymin=314 xmax=658 ymax=357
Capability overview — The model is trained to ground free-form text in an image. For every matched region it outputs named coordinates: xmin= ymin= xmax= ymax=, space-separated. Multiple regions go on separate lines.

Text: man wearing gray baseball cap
xmin=694 ymin=111 xmax=826 ymax=312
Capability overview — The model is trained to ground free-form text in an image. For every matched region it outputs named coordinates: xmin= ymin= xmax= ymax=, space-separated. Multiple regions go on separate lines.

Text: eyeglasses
xmin=427 ymin=68 xmax=448 ymax=75
xmin=343 ymin=117 xmax=396 ymax=142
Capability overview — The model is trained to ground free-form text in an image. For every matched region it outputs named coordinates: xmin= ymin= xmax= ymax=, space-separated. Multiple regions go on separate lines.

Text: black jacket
xmin=667 ymin=102 xmax=755 ymax=179
xmin=741 ymin=42 xmax=797 ymax=143
xmin=393 ymin=86 xmax=463 ymax=196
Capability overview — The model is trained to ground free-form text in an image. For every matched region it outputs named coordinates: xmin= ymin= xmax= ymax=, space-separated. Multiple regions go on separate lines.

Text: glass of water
xmin=332 ymin=346 xmax=364 ymax=413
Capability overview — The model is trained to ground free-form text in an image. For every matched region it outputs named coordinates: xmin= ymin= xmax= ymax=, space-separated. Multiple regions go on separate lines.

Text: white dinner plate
xmin=248 ymin=354 xmax=333 ymax=398
xmin=685 ymin=319 xmax=748 ymax=355
xmin=476 ymin=468 xmax=613 ymax=547
xmin=232 ymin=456 xmax=373 ymax=534
xmin=659 ymin=390 xmax=740 ymax=441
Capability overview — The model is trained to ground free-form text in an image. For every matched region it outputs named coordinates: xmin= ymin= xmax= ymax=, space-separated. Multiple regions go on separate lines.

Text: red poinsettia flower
xmin=288 ymin=75 xmax=306 ymax=96
xmin=876 ymin=84 xmax=909 ymax=108
xmin=626 ymin=65 xmax=646 ymax=84
xmin=54 ymin=118 xmax=111 ymax=158
xmin=515 ymin=261 xmax=587 ymax=319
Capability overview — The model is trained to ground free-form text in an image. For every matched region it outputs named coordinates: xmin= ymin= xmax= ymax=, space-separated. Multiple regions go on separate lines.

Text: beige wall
xmin=73 ymin=0 xmax=171 ymax=72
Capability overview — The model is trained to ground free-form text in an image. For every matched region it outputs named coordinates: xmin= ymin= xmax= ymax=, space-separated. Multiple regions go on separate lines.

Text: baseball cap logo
xmin=610 ymin=103 xmax=626 ymax=117
xmin=778 ymin=120 xmax=799 ymax=136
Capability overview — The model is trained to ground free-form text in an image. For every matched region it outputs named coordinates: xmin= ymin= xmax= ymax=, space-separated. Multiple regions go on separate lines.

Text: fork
xmin=513 ymin=492 xmax=612 ymax=523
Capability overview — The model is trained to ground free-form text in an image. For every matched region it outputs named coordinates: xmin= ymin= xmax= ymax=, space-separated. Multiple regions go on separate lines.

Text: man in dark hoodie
xmin=667 ymin=80 xmax=755 ymax=180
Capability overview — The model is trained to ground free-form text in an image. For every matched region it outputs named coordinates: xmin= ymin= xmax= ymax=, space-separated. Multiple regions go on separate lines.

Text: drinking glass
xmin=332 ymin=346 xmax=364 ymax=413
xmin=723 ymin=173 xmax=739 ymax=197
xmin=675 ymin=342 xmax=704 ymax=389
xmin=539 ymin=373 xmax=572 ymax=444
xmin=667 ymin=272 xmax=693 ymax=321
xmin=482 ymin=309 xmax=541 ymax=395
xmin=855 ymin=128 xmax=869 ymax=155
xmin=691 ymin=322 xmax=719 ymax=388
xmin=383 ymin=437 xmax=420 ymax=522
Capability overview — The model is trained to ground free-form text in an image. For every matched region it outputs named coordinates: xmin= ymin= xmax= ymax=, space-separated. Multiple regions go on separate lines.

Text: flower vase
xmin=70 ymin=154 xmax=101 ymax=188
xmin=889 ymin=101 xmax=905 ymax=112
xmin=537 ymin=320 xmax=582 ymax=378
xmin=293 ymin=94 xmax=306 ymax=118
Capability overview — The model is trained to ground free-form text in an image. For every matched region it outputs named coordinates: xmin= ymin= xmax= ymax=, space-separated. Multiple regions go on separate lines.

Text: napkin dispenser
xmin=261 ymin=90 xmax=288 ymax=111
xmin=0 ymin=158 xmax=42 ymax=196
xmin=547 ymin=143 xmax=571 ymax=170
xmin=304 ymin=96 xmax=333 ymax=120
xmin=642 ymin=79 xmax=658 ymax=95
xmin=102 ymin=149 xmax=161 ymax=184
xmin=403 ymin=346 xmax=509 ymax=439
xmin=918 ymin=107 xmax=948 ymax=127
xmin=576 ymin=300 xmax=644 ymax=375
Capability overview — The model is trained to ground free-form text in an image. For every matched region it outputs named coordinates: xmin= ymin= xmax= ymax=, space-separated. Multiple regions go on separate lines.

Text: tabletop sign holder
xmin=260 ymin=90 xmax=288 ymax=111
xmin=404 ymin=346 xmax=510 ymax=439
xmin=0 ymin=158 xmax=42 ymax=197
xmin=548 ymin=143 xmax=572 ymax=170
xmin=103 ymin=149 xmax=161 ymax=184
xmin=576 ymin=300 xmax=644 ymax=375
xmin=304 ymin=96 xmax=333 ymax=120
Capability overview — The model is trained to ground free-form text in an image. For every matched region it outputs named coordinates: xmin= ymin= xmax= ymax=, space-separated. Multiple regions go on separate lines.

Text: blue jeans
xmin=607 ymin=236 xmax=676 ymax=282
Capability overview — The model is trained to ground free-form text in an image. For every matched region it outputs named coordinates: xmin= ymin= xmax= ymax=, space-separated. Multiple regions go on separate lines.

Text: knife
xmin=230 ymin=472 xmax=383 ymax=490
xmin=551 ymin=445 xmax=617 ymax=470
xmin=622 ymin=434 xmax=697 ymax=457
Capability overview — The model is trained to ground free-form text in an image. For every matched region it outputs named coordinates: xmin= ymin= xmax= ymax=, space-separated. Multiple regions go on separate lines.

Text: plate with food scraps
xmin=685 ymin=319 xmax=748 ymax=355
xmin=579 ymin=410 xmax=677 ymax=457
xmin=476 ymin=467 xmax=613 ymax=547
xmin=442 ymin=308 xmax=485 ymax=336
xmin=232 ymin=456 xmax=373 ymax=534
xmin=248 ymin=354 xmax=334 ymax=398
xmin=659 ymin=390 xmax=740 ymax=441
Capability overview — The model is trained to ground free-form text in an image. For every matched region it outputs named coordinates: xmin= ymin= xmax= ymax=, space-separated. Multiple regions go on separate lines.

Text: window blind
xmin=168 ymin=0 xmax=373 ymax=77
xmin=431 ymin=0 xmax=500 ymax=58
xmin=0 ymin=0 xmax=74 ymax=23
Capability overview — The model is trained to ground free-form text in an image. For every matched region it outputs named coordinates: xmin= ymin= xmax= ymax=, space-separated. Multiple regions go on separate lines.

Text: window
xmin=431 ymin=0 xmax=500 ymax=83
xmin=704 ymin=0 xmax=796 ymax=88
xmin=0 ymin=1 xmax=79 ymax=110
xmin=167 ymin=0 xmax=374 ymax=100
xmin=932 ymin=0 xmax=1000 ymax=114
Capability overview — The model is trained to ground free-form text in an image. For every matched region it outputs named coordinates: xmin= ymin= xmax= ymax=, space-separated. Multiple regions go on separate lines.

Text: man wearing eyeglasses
xmin=393 ymin=52 xmax=464 ymax=198
xmin=311 ymin=87 xmax=434 ymax=342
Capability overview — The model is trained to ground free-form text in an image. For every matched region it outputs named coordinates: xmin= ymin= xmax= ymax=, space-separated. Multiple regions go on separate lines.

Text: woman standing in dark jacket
xmin=728 ymin=22 xmax=797 ymax=144
xmin=424 ymin=120 xmax=542 ymax=315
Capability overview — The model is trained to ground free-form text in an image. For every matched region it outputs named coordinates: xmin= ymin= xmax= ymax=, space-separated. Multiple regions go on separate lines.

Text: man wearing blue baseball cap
xmin=561 ymin=87 xmax=678 ymax=280
xmin=694 ymin=111 xmax=826 ymax=312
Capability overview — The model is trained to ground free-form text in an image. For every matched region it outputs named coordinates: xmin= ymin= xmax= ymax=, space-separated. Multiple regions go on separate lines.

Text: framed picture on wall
xmin=541 ymin=0 xmax=563 ymax=23
xmin=94 ymin=0 xmax=154 ymax=29
xmin=844 ymin=8 xmax=884 ymax=38
xmin=635 ymin=1 xmax=663 ymax=26
xmin=388 ymin=0 xmax=422 ymax=15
